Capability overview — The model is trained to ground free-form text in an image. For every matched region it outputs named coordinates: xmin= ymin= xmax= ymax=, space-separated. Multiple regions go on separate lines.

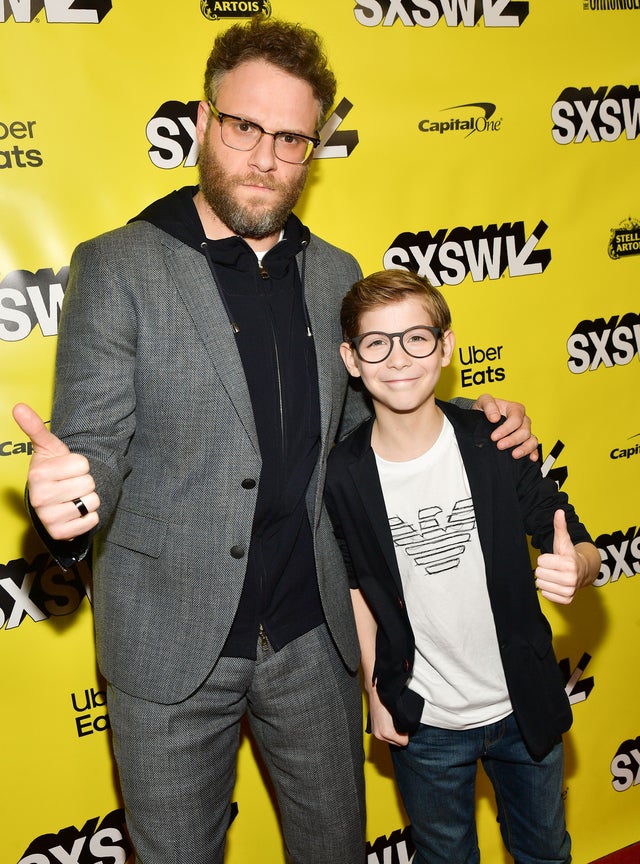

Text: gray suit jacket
xmin=51 ymin=219 xmax=366 ymax=703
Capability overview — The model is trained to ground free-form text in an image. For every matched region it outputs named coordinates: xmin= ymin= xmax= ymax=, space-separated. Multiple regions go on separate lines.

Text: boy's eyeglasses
xmin=350 ymin=326 xmax=442 ymax=363
xmin=208 ymin=102 xmax=320 ymax=164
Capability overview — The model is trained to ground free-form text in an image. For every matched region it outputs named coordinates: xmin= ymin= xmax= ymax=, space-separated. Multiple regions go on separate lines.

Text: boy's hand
xmin=368 ymin=685 xmax=409 ymax=747
xmin=473 ymin=394 xmax=539 ymax=461
xmin=12 ymin=403 xmax=100 ymax=540
xmin=535 ymin=510 xmax=585 ymax=604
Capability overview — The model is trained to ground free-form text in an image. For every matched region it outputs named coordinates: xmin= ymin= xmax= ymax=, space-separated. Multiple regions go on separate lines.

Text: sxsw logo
xmin=367 ymin=827 xmax=415 ymax=864
xmin=611 ymin=736 xmax=640 ymax=793
xmin=147 ymin=98 xmax=359 ymax=169
xmin=354 ymin=0 xmax=529 ymax=27
xmin=17 ymin=809 xmax=132 ymax=864
xmin=551 ymin=84 xmax=640 ymax=143
xmin=0 ymin=553 xmax=91 ymax=631
xmin=0 ymin=0 xmax=111 ymax=23
xmin=539 ymin=439 xmax=568 ymax=489
xmin=594 ymin=526 xmax=640 ymax=587
xmin=566 ymin=312 xmax=640 ymax=373
xmin=0 ymin=267 xmax=68 ymax=341
xmin=559 ymin=652 xmax=594 ymax=705
xmin=147 ymin=100 xmax=200 ymax=169
xmin=383 ymin=221 xmax=551 ymax=285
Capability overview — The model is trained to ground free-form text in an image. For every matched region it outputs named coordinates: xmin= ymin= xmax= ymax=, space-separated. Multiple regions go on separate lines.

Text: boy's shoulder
xmin=437 ymin=398 xmax=501 ymax=437
xmin=329 ymin=416 xmax=375 ymax=467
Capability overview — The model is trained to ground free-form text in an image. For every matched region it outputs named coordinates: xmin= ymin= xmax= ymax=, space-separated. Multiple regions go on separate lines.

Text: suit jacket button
xmin=403 ymin=659 xmax=410 ymax=672
xmin=241 ymin=478 xmax=256 ymax=489
xmin=230 ymin=545 xmax=245 ymax=559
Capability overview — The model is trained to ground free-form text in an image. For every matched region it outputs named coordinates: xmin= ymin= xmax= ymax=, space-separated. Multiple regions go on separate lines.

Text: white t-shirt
xmin=375 ymin=416 xmax=512 ymax=730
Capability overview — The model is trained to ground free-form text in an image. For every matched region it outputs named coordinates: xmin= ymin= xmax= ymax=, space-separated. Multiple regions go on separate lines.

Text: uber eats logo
xmin=0 ymin=0 xmax=111 ymax=23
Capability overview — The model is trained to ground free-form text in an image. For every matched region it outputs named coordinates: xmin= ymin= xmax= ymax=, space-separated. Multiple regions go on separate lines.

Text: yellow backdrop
xmin=2 ymin=2 xmax=639 ymax=862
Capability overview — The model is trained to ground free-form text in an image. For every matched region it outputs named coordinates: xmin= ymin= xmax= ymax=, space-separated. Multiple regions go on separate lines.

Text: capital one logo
xmin=0 ymin=0 xmax=111 ymax=23
xmin=147 ymin=98 xmax=359 ymax=169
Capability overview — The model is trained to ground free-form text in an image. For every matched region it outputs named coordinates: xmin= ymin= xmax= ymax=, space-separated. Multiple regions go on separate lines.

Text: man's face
xmin=196 ymin=59 xmax=320 ymax=240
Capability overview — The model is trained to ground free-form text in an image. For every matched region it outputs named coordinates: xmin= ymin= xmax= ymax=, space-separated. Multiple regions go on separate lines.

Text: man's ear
xmin=441 ymin=329 xmax=455 ymax=368
xmin=340 ymin=342 xmax=362 ymax=378
xmin=196 ymin=100 xmax=210 ymax=147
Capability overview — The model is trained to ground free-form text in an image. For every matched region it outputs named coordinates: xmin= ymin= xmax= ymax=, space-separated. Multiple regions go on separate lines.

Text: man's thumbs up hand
xmin=12 ymin=403 xmax=99 ymax=540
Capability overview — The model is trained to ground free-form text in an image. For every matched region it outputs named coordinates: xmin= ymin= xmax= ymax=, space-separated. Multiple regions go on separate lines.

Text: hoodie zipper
xmin=259 ymin=261 xmax=286 ymax=462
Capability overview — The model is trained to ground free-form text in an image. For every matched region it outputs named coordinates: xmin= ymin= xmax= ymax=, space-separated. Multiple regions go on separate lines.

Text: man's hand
xmin=473 ymin=393 xmax=538 ymax=461
xmin=535 ymin=510 xmax=598 ymax=604
xmin=12 ymin=403 xmax=100 ymax=540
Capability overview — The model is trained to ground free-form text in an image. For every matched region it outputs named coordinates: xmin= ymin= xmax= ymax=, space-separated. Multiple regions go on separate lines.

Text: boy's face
xmin=340 ymin=296 xmax=454 ymax=418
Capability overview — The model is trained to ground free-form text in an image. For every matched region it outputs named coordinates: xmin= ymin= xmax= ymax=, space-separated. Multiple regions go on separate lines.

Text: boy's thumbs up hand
xmin=535 ymin=510 xmax=581 ymax=605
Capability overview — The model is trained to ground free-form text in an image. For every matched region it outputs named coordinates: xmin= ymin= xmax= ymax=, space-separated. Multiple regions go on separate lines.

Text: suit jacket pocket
xmin=103 ymin=506 xmax=168 ymax=559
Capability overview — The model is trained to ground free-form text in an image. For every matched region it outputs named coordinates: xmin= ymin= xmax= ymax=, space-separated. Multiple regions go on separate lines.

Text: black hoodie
xmin=132 ymin=187 xmax=324 ymax=657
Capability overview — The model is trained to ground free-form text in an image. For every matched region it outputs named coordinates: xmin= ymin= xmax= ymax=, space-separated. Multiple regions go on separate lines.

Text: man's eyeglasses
xmin=208 ymin=102 xmax=320 ymax=165
xmin=350 ymin=326 xmax=443 ymax=363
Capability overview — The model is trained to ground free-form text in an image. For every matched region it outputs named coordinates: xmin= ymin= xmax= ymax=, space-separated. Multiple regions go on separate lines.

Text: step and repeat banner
xmin=1 ymin=2 xmax=639 ymax=863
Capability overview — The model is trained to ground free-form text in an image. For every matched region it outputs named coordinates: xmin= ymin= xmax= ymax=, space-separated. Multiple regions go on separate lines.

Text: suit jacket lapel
xmin=300 ymin=244 xmax=341 ymax=447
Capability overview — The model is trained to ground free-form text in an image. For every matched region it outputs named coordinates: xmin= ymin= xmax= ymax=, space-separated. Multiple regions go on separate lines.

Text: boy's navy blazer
xmin=325 ymin=399 xmax=593 ymax=759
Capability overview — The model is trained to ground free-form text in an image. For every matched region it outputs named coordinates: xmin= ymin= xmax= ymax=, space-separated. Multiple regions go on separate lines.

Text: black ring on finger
xmin=72 ymin=497 xmax=89 ymax=517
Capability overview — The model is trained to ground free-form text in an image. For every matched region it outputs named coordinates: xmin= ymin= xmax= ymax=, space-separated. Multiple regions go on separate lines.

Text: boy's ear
xmin=441 ymin=329 xmax=455 ymax=368
xmin=340 ymin=341 xmax=362 ymax=378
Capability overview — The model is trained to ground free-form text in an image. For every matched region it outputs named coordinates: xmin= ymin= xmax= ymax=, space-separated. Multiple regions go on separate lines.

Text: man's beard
xmin=198 ymin=144 xmax=308 ymax=240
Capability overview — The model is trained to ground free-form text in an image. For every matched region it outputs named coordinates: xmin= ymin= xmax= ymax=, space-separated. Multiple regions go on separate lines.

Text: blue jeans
xmin=390 ymin=712 xmax=571 ymax=864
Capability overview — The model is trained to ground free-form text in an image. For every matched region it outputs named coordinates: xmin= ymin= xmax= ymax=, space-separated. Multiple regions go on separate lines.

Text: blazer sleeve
xmin=510 ymin=451 xmax=593 ymax=553
xmin=51 ymin=236 xmax=139 ymax=529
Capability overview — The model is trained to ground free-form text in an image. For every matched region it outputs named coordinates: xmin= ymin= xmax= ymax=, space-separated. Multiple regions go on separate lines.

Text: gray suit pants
xmin=108 ymin=624 xmax=366 ymax=864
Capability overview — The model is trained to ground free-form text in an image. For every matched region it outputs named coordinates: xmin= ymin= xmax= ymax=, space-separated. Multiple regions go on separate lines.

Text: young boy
xmin=324 ymin=269 xmax=600 ymax=864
